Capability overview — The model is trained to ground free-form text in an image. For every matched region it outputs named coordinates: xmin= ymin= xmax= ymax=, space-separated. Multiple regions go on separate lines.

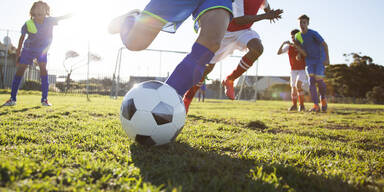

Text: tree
xmin=326 ymin=53 xmax=384 ymax=99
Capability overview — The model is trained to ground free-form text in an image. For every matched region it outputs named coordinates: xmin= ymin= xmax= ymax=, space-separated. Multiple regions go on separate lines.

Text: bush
xmin=22 ymin=80 xmax=41 ymax=91
xmin=366 ymin=86 xmax=384 ymax=104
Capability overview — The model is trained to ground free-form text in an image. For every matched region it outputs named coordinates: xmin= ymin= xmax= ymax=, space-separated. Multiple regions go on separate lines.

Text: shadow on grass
xmin=130 ymin=142 xmax=363 ymax=192
xmin=188 ymin=114 xmax=268 ymax=131
xmin=0 ymin=106 xmax=41 ymax=116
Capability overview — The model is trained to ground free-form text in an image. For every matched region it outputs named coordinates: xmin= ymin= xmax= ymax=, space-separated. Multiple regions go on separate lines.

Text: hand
xmin=265 ymin=9 xmax=283 ymax=23
xmin=283 ymin=41 xmax=292 ymax=46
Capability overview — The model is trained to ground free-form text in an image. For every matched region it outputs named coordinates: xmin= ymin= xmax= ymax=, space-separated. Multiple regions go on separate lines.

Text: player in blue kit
xmin=295 ymin=14 xmax=330 ymax=112
xmin=3 ymin=1 xmax=70 ymax=106
xmin=109 ymin=0 xmax=233 ymax=97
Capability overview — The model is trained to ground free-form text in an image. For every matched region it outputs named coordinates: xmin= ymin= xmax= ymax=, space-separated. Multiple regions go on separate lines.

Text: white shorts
xmin=210 ymin=29 xmax=261 ymax=64
xmin=290 ymin=70 xmax=307 ymax=87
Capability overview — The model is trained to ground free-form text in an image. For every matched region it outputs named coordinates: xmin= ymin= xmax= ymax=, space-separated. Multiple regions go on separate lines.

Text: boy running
xmin=277 ymin=29 xmax=307 ymax=112
xmin=296 ymin=14 xmax=330 ymax=112
xmin=109 ymin=0 xmax=233 ymax=98
xmin=183 ymin=0 xmax=283 ymax=113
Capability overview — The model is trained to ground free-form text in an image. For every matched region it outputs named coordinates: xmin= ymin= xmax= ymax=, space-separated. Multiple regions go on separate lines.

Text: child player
xmin=183 ymin=0 xmax=283 ymax=113
xmin=277 ymin=29 xmax=307 ymax=112
xmin=3 ymin=1 xmax=71 ymax=106
xmin=295 ymin=15 xmax=330 ymax=112
xmin=108 ymin=0 xmax=233 ymax=99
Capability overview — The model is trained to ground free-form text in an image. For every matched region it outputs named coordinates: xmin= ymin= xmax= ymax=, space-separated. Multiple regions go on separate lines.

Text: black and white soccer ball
xmin=120 ymin=80 xmax=186 ymax=146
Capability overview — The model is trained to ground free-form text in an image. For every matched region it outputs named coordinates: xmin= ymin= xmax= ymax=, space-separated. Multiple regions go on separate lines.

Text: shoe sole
xmin=108 ymin=9 xmax=140 ymax=34
xmin=222 ymin=80 xmax=235 ymax=100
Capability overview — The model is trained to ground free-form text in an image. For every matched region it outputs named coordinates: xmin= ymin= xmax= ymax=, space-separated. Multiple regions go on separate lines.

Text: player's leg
xmin=166 ymin=6 xmax=231 ymax=96
xmin=297 ymin=70 xmax=307 ymax=111
xmin=202 ymin=90 xmax=206 ymax=102
xmin=223 ymin=31 xmax=263 ymax=100
xmin=307 ymin=60 xmax=320 ymax=112
xmin=110 ymin=0 xmax=197 ymax=51
xmin=123 ymin=13 xmax=165 ymax=51
xmin=37 ymin=59 xmax=51 ymax=106
xmin=198 ymin=89 xmax=201 ymax=102
xmin=314 ymin=60 xmax=327 ymax=112
xmin=3 ymin=50 xmax=33 ymax=106
xmin=183 ymin=63 xmax=215 ymax=113
xmin=288 ymin=71 xmax=298 ymax=111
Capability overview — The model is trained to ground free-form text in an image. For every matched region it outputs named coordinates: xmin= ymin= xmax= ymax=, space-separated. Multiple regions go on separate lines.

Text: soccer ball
xmin=120 ymin=80 xmax=186 ymax=146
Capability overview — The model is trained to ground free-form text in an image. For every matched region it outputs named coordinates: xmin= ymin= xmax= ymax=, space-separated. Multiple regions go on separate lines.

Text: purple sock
xmin=309 ymin=76 xmax=319 ymax=105
xmin=166 ymin=43 xmax=214 ymax=96
xmin=10 ymin=75 xmax=23 ymax=101
xmin=317 ymin=79 xmax=327 ymax=100
xmin=41 ymin=75 xmax=49 ymax=102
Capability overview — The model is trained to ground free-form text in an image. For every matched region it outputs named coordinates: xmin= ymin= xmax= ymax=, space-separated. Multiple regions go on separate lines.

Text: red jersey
xmin=227 ymin=0 xmax=268 ymax=32
xmin=288 ymin=46 xmax=306 ymax=70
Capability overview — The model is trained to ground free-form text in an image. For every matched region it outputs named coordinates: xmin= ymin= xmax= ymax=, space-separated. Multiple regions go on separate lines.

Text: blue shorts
xmin=143 ymin=0 xmax=232 ymax=33
xmin=306 ymin=58 xmax=325 ymax=76
xmin=200 ymin=83 xmax=206 ymax=91
xmin=19 ymin=49 xmax=47 ymax=65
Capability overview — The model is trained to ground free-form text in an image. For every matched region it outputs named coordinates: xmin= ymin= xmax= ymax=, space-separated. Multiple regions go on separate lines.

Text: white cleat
xmin=2 ymin=99 xmax=16 ymax=106
xmin=108 ymin=9 xmax=141 ymax=34
xmin=41 ymin=99 xmax=52 ymax=106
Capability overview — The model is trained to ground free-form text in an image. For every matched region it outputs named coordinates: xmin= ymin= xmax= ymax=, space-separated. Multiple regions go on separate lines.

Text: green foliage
xmin=0 ymin=94 xmax=383 ymax=191
xmin=22 ymin=80 xmax=41 ymax=91
xmin=326 ymin=53 xmax=384 ymax=99
xmin=366 ymin=86 xmax=384 ymax=104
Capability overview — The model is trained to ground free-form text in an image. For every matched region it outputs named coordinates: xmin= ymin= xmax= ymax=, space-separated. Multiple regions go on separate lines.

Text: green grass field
xmin=0 ymin=93 xmax=383 ymax=191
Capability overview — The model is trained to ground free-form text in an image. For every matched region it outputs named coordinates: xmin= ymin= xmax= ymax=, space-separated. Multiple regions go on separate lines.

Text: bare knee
xmin=247 ymin=39 xmax=264 ymax=57
xmin=197 ymin=37 xmax=222 ymax=52
xmin=15 ymin=65 xmax=27 ymax=76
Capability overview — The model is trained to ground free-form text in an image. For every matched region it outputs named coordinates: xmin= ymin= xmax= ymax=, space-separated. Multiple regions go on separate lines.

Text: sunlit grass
xmin=0 ymin=92 xmax=383 ymax=191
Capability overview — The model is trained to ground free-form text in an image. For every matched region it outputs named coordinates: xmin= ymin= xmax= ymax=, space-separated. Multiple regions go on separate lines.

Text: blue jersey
xmin=297 ymin=29 xmax=325 ymax=60
xmin=21 ymin=17 xmax=58 ymax=53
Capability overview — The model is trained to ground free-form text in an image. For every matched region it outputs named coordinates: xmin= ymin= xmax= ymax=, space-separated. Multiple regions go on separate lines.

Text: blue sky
xmin=0 ymin=0 xmax=383 ymax=81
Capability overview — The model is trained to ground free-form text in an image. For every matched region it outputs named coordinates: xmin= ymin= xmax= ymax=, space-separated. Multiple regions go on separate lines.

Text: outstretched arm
xmin=56 ymin=13 xmax=72 ymax=21
xmin=232 ymin=9 xmax=283 ymax=26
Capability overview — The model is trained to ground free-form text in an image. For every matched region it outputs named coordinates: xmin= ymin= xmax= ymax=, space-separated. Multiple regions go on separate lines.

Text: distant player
xmin=197 ymin=78 xmax=207 ymax=102
xmin=108 ymin=0 xmax=233 ymax=99
xmin=183 ymin=0 xmax=283 ymax=113
xmin=296 ymin=15 xmax=330 ymax=112
xmin=277 ymin=29 xmax=307 ymax=112
xmin=3 ymin=1 xmax=71 ymax=106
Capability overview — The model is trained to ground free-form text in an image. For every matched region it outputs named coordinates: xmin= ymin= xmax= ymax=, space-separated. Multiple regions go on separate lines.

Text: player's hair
xmin=30 ymin=1 xmax=50 ymax=18
xmin=298 ymin=14 xmax=310 ymax=22
xmin=291 ymin=29 xmax=300 ymax=36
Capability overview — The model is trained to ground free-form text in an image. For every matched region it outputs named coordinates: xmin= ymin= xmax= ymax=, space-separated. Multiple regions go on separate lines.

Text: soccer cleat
xmin=222 ymin=79 xmax=235 ymax=100
xmin=183 ymin=97 xmax=192 ymax=114
xmin=108 ymin=9 xmax=140 ymax=34
xmin=321 ymin=98 xmax=328 ymax=112
xmin=288 ymin=105 xmax=298 ymax=111
xmin=2 ymin=99 xmax=16 ymax=106
xmin=309 ymin=104 xmax=320 ymax=112
xmin=41 ymin=99 xmax=52 ymax=106
xmin=298 ymin=105 xmax=306 ymax=112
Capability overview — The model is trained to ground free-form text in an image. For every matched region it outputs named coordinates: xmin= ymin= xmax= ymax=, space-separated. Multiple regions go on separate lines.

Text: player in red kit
xmin=278 ymin=29 xmax=307 ymax=111
xmin=183 ymin=0 xmax=283 ymax=113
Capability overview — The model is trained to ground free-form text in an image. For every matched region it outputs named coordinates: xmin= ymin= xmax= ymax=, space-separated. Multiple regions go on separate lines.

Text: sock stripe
xmin=239 ymin=60 xmax=250 ymax=70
